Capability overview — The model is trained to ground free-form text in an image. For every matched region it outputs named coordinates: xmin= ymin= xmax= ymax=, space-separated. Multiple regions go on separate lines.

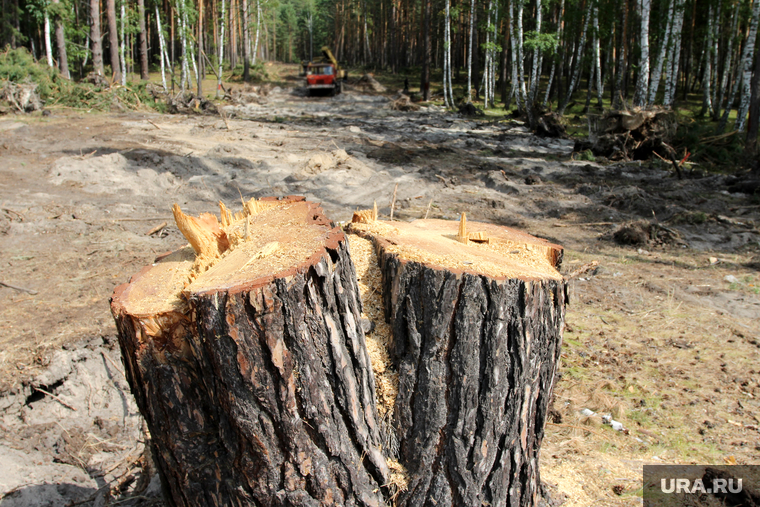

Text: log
xmin=111 ymin=196 xmax=389 ymax=507
xmin=347 ymin=213 xmax=566 ymax=507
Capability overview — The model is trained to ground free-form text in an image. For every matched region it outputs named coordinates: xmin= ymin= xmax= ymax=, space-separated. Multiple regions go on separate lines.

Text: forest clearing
xmin=2 ymin=0 xmax=760 ymax=501
xmin=0 ymin=61 xmax=758 ymax=505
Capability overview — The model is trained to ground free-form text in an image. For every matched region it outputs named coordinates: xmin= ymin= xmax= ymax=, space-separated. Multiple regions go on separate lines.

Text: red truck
xmin=306 ymin=47 xmax=347 ymax=96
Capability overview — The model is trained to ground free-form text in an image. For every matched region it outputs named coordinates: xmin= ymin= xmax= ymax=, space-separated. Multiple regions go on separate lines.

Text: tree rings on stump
xmin=346 ymin=214 xmax=566 ymax=507
xmin=111 ymin=196 xmax=389 ymax=507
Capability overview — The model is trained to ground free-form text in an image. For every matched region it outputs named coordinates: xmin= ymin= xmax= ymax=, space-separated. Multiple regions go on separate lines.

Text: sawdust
xmin=347 ymin=233 xmax=398 ymax=422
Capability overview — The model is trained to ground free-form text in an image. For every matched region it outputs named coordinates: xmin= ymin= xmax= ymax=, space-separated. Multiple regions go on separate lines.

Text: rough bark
xmin=734 ymin=0 xmax=760 ymax=132
xmin=89 ymin=0 xmax=104 ymax=76
xmin=112 ymin=198 xmax=389 ymax=507
xmin=137 ymin=0 xmax=149 ymax=80
xmin=348 ymin=218 xmax=566 ymax=507
xmin=52 ymin=0 xmax=69 ymax=78
xmin=106 ymin=0 xmax=120 ymax=82
xmin=634 ymin=0 xmax=651 ymax=106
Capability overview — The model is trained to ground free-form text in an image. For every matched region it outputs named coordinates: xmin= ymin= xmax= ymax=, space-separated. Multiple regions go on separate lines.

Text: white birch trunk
xmin=444 ymin=0 xmax=454 ymax=106
xmin=252 ymin=0 xmax=261 ymax=65
xmin=156 ymin=5 xmax=168 ymax=91
xmin=717 ymin=4 xmax=740 ymax=120
xmin=491 ymin=0 xmax=498 ymax=106
xmin=559 ymin=0 xmax=592 ymax=114
xmin=516 ymin=0 xmax=529 ymax=112
xmin=710 ymin=1 xmax=722 ymax=113
xmin=662 ymin=0 xmax=685 ymax=108
xmin=44 ymin=10 xmax=54 ymax=67
xmin=593 ymin=4 xmax=602 ymax=106
xmin=734 ymin=0 xmax=760 ymax=131
xmin=120 ymin=2 xmax=127 ymax=86
xmin=529 ymin=0 xmax=542 ymax=103
xmin=648 ymin=0 xmax=674 ymax=105
xmin=634 ymin=0 xmax=651 ymax=106
xmin=543 ymin=0 xmax=564 ymax=107
xmin=217 ymin=0 xmax=226 ymax=98
xmin=702 ymin=3 xmax=715 ymax=115
xmin=509 ymin=0 xmax=520 ymax=110
xmin=242 ymin=0 xmax=250 ymax=71
xmin=466 ymin=0 xmax=475 ymax=102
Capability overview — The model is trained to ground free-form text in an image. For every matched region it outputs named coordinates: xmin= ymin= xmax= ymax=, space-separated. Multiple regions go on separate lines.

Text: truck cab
xmin=306 ymin=63 xmax=342 ymax=96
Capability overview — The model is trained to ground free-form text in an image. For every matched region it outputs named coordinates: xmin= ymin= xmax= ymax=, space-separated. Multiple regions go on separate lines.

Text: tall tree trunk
xmin=559 ymin=0 xmax=592 ymax=114
xmin=633 ymin=0 xmax=651 ymax=106
xmin=701 ymin=3 xmax=715 ymax=116
xmin=216 ymin=0 xmax=225 ymax=98
xmin=44 ymin=9 xmax=53 ymax=67
xmin=745 ymin=29 xmax=760 ymax=152
xmin=197 ymin=0 xmax=204 ymax=95
xmin=106 ymin=0 xmax=120 ymax=82
xmin=252 ymin=0 xmax=260 ymax=65
xmin=662 ymin=0 xmax=685 ymax=108
xmin=119 ymin=1 xmax=126 ymax=85
xmin=137 ymin=0 xmax=149 ymax=79
xmin=648 ymin=0 xmax=674 ymax=105
xmin=613 ymin=0 xmax=629 ymax=108
xmin=529 ymin=0 xmax=542 ymax=104
xmin=156 ymin=4 xmax=168 ymax=90
xmin=515 ymin=0 xmax=530 ymax=121
xmin=242 ymin=0 xmax=250 ymax=79
xmin=546 ymin=0 xmax=566 ymax=107
xmin=592 ymin=4 xmax=602 ymax=107
xmin=710 ymin=0 xmax=722 ymax=117
xmin=716 ymin=3 xmax=740 ymax=121
xmin=466 ymin=0 xmax=474 ymax=102
xmin=420 ymin=0 xmax=430 ymax=100
xmin=734 ymin=0 xmax=760 ymax=132
xmin=52 ymin=0 xmax=69 ymax=78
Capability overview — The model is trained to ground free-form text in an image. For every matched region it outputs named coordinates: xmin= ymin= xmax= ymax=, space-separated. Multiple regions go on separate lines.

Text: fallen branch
xmin=0 ymin=280 xmax=38 ymax=295
xmin=145 ymin=221 xmax=167 ymax=236
xmin=34 ymin=386 xmax=77 ymax=411
xmin=546 ymin=422 xmax=612 ymax=439
xmin=553 ymin=222 xmax=614 ymax=228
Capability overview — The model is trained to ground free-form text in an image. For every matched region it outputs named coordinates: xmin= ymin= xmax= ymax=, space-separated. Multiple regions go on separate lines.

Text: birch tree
xmin=701 ymin=3 xmax=716 ymax=116
xmin=217 ymin=0 xmax=226 ymax=98
xmin=43 ymin=3 xmax=53 ymax=67
xmin=633 ymin=0 xmax=651 ymax=106
xmin=734 ymin=0 xmax=760 ymax=131
xmin=119 ymin=0 xmax=126 ymax=85
xmin=716 ymin=4 xmax=740 ymax=120
xmin=242 ymin=0 xmax=250 ymax=79
xmin=529 ymin=0 xmax=542 ymax=104
xmin=543 ymin=0 xmax=565 ymax=107
xmin=559 ymin=0 xmax=592 ymax=114
xmin=648 ymin=0 xmax=674 ymax=105
xmin=662 ymin=0 xmax=685 ymax=108
xmin=466 ymin=0 xmax=475 ymax=102
xmin=156 ymin=4 xmax=168 ymax=90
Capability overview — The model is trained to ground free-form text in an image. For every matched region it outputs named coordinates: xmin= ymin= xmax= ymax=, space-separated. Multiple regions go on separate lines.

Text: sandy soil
xmin=1 ymin=70 xmax=759 ymax=506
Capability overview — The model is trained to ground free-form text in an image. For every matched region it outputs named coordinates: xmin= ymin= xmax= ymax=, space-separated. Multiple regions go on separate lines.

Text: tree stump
xmin=111 ymin=197 xmax=389 ymax=507
xmin=347 ymin=213 xmax=566 ymax=507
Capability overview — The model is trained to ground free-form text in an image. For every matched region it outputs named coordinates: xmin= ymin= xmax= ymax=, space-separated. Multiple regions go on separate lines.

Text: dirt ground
xmin=1 ymin=65 xmax=759 ymax=506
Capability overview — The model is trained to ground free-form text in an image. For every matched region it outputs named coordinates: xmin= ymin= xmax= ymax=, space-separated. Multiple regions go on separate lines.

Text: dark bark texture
xmin=376 ymin=246 xmax=566 ymax=507
xmin=112 ymin=233 xmax=389 ymax=507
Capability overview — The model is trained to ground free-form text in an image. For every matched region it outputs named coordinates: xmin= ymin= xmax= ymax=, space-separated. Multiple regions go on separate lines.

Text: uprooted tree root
xmin=574 ymin=107 xmax=678 ymax=161
xmin=608 ymin=220 xmax=687 ymax=247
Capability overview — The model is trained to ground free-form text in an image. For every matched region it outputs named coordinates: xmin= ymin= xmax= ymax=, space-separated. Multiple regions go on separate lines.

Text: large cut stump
xmin=347 ymin=213 xmax=566 ymax=507
xmin=111 ymin=197 xmax=389 ymax=507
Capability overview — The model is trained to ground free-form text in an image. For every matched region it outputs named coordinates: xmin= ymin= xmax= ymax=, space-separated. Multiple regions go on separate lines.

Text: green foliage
xmin=231 ymin=62 xmax=270 ymax=82
xmin=524 ymin=31 xmax=558 ymax=54
xmin=0 ymin=45 xmax=64 ymax=97
xmin=577 ymin=149 xmax=596 ymax=161
xmin=0 ymin=46 xmax=163 ymax=111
